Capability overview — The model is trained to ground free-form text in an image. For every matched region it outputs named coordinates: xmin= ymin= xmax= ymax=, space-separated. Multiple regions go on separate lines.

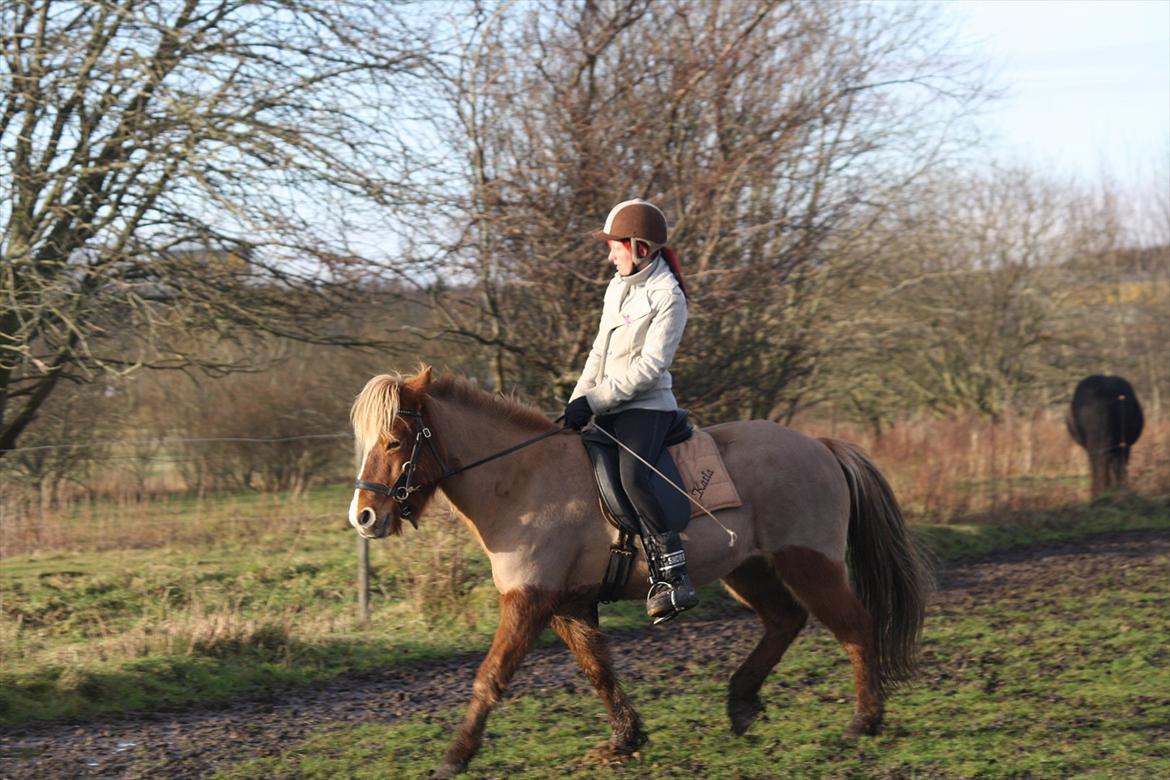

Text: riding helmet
xmin=591 ymin=199 xmax=668 ymax=245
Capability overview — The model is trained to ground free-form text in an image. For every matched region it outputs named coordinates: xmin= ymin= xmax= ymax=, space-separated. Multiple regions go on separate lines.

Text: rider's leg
xmin=606 ymin=409 xmax=698 ymax=622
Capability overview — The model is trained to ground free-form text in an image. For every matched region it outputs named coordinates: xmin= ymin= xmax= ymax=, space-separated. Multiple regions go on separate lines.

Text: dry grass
xmin=0 ymin=489 xmax=341 ymax=557
xmin=23 ymin=604 xmax=306 ymax=668
xmin=373 ymin=505 xmax=494 ymax=629
xmin=0 ymin=495 xmax=502 ymax=726
xmin=3 ymin=411 xmax=1167 ymax=559
xmin=797 ymin=409 xmax=1170 ymax=520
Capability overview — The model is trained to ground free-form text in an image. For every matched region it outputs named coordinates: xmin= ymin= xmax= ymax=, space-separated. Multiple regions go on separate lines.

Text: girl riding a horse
xmin=348 ymin=200 xmax=928 ymax=778
xmin=563 ymin=198 xmax=696 ymax=623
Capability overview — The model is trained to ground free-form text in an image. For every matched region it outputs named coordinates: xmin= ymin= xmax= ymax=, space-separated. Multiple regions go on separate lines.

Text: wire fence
xmin=1 ymin=431 xmax=359 ymax=552
xmin=2 ymin=428 xmax=353 ymax=488
xmin=3 ymin=413 xmax=1168 ymax=554
xmin=0 ymin=432 xmax=349 ymax=454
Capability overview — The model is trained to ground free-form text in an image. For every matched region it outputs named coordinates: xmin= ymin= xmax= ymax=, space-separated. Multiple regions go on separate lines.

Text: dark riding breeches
xmin=592 ymin=408 xmax=677 ymax=535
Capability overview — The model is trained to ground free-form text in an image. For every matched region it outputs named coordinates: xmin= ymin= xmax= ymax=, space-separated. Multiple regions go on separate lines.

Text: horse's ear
xmin=407 ymin=364 xmax=433 ymax=393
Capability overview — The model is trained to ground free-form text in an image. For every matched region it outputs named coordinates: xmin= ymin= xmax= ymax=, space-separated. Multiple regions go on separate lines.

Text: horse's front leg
xmin=432 ymin=587 xmax=555 ymax=779
xmin=550 ymin=597 xmax=646 ymax=761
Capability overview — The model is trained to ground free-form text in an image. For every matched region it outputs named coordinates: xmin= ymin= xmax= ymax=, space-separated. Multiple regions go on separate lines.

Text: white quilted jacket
xmin=570 ymin=256 xmax=687 ymax=415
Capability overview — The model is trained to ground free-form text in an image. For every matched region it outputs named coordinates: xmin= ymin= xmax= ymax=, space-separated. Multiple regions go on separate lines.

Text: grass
xmin=0 ymin=485 xmax=355 ymax=557
xmin=912 ymin=490 xmax=1170 ymax=561
xmin=796 ymin=411 xmax=1170 ymax=520
xmin=1 ymin=485 xmax=1167 ymax=729
xmin=212 ymin=531 xmax=1170 ymax=779
xmin=0 ymin=486 xmax=497 ymax=725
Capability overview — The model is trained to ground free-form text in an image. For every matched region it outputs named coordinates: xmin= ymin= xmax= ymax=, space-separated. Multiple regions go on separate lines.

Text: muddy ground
xmin=2 ymin=528 xmax=1167 ymax=779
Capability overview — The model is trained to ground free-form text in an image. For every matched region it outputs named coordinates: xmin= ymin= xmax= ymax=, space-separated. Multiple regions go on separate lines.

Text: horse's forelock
xmin=351 ymin=373 xmax=403 ymax=456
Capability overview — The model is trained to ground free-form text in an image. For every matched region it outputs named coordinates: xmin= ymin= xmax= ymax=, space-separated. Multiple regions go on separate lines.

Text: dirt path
xmin=2 ymin=528 xmax=1167 ymax=780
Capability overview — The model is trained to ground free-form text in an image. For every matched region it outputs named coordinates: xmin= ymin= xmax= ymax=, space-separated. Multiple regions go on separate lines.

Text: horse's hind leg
xmin=550 ymin=597 xmax=646 ymax=760
xmin=433 ymin=587 xmax=555 ymax=779
xmin=774 ymin=546 xmax=883 ymax=738
xmin=721 ymin=556 xmax=810 ymax=735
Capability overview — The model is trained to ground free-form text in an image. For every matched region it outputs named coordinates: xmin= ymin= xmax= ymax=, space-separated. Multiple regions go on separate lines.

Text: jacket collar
xmin=616 ymin=254 xmax=663 ymax=289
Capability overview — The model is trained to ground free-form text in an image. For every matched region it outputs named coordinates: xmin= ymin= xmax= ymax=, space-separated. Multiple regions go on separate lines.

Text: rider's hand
xmin=563 ymin=396 xmax=593 ymax=430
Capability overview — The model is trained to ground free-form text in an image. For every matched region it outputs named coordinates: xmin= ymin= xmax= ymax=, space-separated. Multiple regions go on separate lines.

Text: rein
xmin=354 ymin=409 xmax=566 ymax=521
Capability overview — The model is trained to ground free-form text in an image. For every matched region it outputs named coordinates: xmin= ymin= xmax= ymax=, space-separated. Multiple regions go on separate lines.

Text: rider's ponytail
xmin=661 ymin=246 xmax=688 ymax=299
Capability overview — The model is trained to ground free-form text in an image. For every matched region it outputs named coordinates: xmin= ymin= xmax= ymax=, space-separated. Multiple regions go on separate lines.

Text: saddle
xmin=581 ymin=411 xmax=743 ymax=602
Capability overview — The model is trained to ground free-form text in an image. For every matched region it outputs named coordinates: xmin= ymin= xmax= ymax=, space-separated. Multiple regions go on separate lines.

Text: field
xmin=2 ymin=495 xmax=1169 ymax=778
xmin=2 ymin=411 xmax=1169 ymax=777
xmin=4 ymin=1 xmax=1168 ymax=775
xmin=0 ymin=487 xmax=500 ymax=725
xmin=205 ymin=528 xmax=1169 ymax=780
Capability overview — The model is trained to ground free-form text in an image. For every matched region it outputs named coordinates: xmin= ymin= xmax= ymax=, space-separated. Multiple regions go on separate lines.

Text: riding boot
xmin=641 ymin=531 xmax=698 ymax=624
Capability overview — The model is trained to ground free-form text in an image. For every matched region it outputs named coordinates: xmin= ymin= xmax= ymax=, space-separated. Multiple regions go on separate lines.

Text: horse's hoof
xmin=842 ymin=716 xmax=881 ymax=740
xmin=428 ymin=761 xmax=467 ymax=779
xmin=728 ymin=696 xmax=765 ymax=736
xmin=585 ymin=741 xmax=640 ymax=766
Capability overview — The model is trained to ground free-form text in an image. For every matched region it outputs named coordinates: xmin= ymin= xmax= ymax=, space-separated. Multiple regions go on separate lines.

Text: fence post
xmin=357 ymin=533 xmax=370 ymax=622
xmin=354 ymin=449 xmax=370 ymax=623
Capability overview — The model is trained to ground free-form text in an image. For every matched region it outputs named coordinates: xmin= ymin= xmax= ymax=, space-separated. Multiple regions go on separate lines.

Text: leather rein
xmin=353 ymin=409 xmax=566 ymax=523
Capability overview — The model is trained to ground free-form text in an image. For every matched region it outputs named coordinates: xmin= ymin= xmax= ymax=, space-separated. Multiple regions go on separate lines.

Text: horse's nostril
xmin=357 ymin=507 xmax=378 ymax=529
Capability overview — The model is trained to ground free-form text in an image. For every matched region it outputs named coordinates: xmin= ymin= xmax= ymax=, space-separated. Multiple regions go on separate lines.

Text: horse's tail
xmin=819 ymin=437 xmax=931 ymax=693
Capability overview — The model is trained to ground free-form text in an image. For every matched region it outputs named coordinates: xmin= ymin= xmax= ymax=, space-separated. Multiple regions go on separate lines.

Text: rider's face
xmin=607 ymin=239 xmax=641 ymax=276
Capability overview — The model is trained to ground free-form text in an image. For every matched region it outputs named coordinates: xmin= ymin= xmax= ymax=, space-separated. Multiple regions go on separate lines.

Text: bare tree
xmin=408 ymin=0 xmax=983 ymax=421
xmin=835 ymin=166 xmax=1125 ymax=423
xmin=0 ymin=374 xmax=119 ymax=511
xmin=1101 ymin=157 xmax=1170 ymax=415
xmin=1 ymin=0 xmax=430 ymax=455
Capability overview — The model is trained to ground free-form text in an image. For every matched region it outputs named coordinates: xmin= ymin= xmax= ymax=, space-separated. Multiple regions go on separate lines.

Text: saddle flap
xmin=582 ymin=437 xmax=641 ymax=536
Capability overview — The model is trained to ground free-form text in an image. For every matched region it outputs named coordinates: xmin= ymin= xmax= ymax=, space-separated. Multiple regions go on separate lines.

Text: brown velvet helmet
xmin=591 ymin=199 xmax=668 ymax=245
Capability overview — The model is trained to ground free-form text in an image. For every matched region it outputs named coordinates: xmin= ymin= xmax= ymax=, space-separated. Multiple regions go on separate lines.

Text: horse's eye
xmin=387 ymin=439 xmax=401 ymax=451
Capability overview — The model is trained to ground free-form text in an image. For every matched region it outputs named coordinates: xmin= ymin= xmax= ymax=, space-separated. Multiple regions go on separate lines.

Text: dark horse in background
xmin=1067 ymin=375 xmax=1144 ymax=498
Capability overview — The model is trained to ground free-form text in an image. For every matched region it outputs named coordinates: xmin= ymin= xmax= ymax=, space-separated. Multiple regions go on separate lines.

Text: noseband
xmin=354 ymin=408 xmax=566 ymax=522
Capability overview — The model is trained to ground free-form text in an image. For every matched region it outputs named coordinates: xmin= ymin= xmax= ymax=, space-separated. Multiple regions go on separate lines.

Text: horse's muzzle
xmin=355 ymin=506 xmax=394 ymax=539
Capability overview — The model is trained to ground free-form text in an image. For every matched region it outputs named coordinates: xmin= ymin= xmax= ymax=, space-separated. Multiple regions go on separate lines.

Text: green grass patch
xmin=914 ymin=491 xmax=1170 ymax=561
xmin=1 ymin=491 xmax=1166 ymax=728
xmin=213 ymin=528 xmax=1170 ymax=779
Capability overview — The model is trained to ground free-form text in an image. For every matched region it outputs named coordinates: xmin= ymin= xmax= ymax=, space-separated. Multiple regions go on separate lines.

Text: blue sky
xmin=948 ymin=0 xmax=1169 ymax=191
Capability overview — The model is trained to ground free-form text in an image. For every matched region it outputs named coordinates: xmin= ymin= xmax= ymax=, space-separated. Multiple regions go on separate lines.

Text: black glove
xmin=564 ymin=396 xmax=593 ymax=430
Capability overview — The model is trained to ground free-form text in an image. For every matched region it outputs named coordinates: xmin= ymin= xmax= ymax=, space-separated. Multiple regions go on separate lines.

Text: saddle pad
xmin=667 ymin=429 xmax=742 ymax=517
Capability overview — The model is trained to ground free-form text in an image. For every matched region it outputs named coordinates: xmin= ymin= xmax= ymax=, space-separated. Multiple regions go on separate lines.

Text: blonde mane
xmin=350 ymin=373 xmax=402 ymax=456
xmin=350 ymin=370 xmax=557 ymax=456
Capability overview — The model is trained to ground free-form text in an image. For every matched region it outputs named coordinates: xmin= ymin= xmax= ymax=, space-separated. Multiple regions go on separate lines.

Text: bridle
xmin=354 ymin=410 xmax=446 ymax=523
xmin=354 ymin=408 xmax=566 ymax=523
